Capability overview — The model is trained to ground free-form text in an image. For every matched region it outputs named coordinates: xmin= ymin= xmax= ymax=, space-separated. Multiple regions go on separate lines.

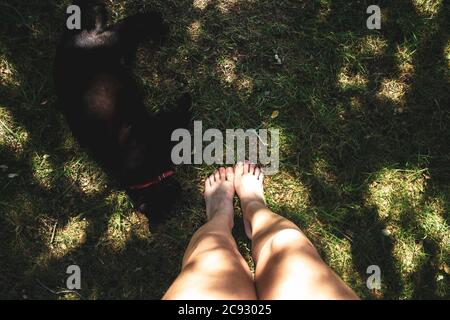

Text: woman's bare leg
xmin=163 ymin=167 xmax=257 ymax=300
xmin=234 ymin=162 xmax=359 ymax=300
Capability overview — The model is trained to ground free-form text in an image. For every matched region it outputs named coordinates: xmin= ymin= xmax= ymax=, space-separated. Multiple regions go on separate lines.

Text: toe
xmin=254 ymin=166 xmax=260 ymax=177
xmin=226 ymin=167 xmax=234 ymax=181
xmin=258 ymin=167 xmax=264 ymax=181
xmin=249 ymin=163 xmax=257 ymax=174
xmin=209 ymin=171 xmax=216 ymax=183
xmin=235 ymin=162 xmax=244 ymax=175
xmin=214 ymin=169 xmax=220 ymax=181
xmin=219 ymin=167 xmax=226 ymax=180
xmin=204 ymin=176 xmax=212 ymax=196
xmin=205 ymin=175 xmax=211 ymax=188
xmin=244 ymin=161 xmax=251 ymax=173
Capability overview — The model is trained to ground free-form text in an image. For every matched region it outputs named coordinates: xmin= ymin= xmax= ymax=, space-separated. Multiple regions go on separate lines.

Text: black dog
xmin=54 ymin=0 xmax=191 ymax=223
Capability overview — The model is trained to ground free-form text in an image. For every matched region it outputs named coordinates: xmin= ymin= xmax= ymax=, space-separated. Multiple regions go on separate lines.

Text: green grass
xmin=0 ymin=0 xmax=449 ymax=299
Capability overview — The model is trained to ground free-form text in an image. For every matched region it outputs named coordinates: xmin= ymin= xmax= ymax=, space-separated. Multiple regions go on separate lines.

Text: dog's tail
xmin=72 ymin=0 xmax=108 ymax=31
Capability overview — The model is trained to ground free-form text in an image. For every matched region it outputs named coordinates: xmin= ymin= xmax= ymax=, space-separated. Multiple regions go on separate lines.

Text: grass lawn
xmin=0 ymin=0 xmax=449 ymax=299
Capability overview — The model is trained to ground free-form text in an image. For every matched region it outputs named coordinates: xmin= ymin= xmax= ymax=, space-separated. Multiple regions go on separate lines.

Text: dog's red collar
xmin=128 ymin=170 xmax=175 ymax=190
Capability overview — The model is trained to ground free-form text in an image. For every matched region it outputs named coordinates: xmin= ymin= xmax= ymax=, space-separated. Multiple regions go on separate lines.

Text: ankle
xmin=241 ymin=197 xmax=266 ymax=214
xmin=208 ymin=212 xmax=234 ymax=231
xmin=241 ymin=199 xmax=269 ymax=227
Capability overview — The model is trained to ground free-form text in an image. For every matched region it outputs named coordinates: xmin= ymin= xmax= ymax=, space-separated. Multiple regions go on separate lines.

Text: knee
xmin=183 ymin=231 xmax=240 ymax=267
xmin=269 ymin=228 xmax=317 ymax=255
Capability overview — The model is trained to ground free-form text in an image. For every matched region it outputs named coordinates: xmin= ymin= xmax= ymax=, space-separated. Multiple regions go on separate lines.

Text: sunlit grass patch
xmin=338 ymin=66 xmax=368 ymax=91
xmin=377 ymin=78 xmax=409 ymax=112
xmin=306 ymin=222 xmax=361 ymax=288
xmin=235 ymin=75 xmax=254 ymax=98
xmin=366 ymin=167 xmax=449 ymax=297
xmin=411 ymin=0 xmax=442 ymax=17
xmin=52 ymin=217 xmax=89 ymax=258
xmin=445 ymin=39 xmax=450 ymax=72
xmin=395 ymin=41 xmax=417 ymax=79
xmin=106 ymin=0 xmax=128 ymax=21
xmin=273 ymin=125 xmax=294 ymax=153
xmin=393 ymin=234 xmax=427 ymax=275
xmin=216 ymin=0 xmax=239 ymax=14
xmin=0 ymin=54 xmax=21 ymax=87
xmin=335 ymin=34 xmax=388 ymax=96
xmin=0 ymin=107 xmax=29 ymax=152
xmin=216 ymin=56 xmax=237 ymax=85
xmin=360 ymin=35 xmax=388 ymax=56
xmin=265 ymin=171 xmax=310 ymax=212
xmin=337 ymin=34 xmax=387 ymax=67
xmin=187 ymin=20 xmax=202 ymax=42
xmin=193 ymin=0 xmax=210 ymax=11
xmin=325 ymin=237 xmax=354 ymax=278
xmin=62 ymin=157 xmax=108 ymax=196
xmin=349 ymin=96 xmax=363 ymax=112
xmin=317 ymin=1 xmax=331 ymax=22
xmin=366 ymin=168 xmax=426 ymax=221
xmin=92 ymin=193 xmax=152 ymax=252
xmin=31 ymin=153 xmax=54 ymax=189
xmin=213 ymin=55 xmax=256 ymax=98
xmin=421 ymin=197 xmax=449 ymax=244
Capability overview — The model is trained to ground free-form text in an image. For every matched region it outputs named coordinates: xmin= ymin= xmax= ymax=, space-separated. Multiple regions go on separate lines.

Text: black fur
xmin=54 ymin=0 xmax=191 ymax=223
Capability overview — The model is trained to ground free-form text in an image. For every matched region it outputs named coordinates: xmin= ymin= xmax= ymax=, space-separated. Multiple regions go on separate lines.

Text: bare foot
xmin=204 ymin=167 xmax=235 ymax=229
xmin=234 ymin=162 xmax=266 ymax=239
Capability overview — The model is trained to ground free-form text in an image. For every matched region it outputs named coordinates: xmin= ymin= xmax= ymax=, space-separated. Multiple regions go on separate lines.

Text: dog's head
xmin=123 ymin=93 xmax=192 ymax=225
xmin=127 ymin=175 xmax=181 ymax=225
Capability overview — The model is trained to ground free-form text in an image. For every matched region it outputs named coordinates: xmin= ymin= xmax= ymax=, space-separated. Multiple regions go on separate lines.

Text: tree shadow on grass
xmin=277 ymin=0 xmax=449 ymax=299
